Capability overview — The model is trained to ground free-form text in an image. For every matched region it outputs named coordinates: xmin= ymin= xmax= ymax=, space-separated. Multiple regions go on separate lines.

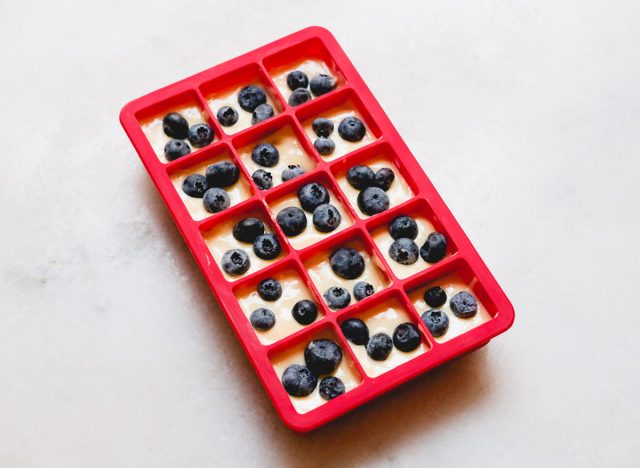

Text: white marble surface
xmin=2 ymin=1 xmax=639 ymax=466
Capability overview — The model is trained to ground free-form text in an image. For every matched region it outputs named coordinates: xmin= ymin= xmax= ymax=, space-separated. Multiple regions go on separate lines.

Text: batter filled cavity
xmin=207 ymin=84 xmax=278 ymax=134
xmin=271 ymin=60 xmax=338 ymax=107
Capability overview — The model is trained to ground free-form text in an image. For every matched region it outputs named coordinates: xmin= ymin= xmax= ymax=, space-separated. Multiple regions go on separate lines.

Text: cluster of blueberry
xmin=323 ymin=247 xmax=375 ymax=309
xmin=342 ymin=317 xmax=422 ymax=361
xmin=285 ymin=70 xmax=336 ymax=107
xmin=281 ymin=339 xmax=346 ymax=400
xmin=311 ymin=115 xmax=367 ymax=158
xmin=161 ymin=112 xmax=214 ymax=161
xmin=387 ymin=215 xmax=447 ymax=266
xmin=249 ymin=143 xmax=304 ymax=190
xmin=276 ymin=182 xmax=342 ymax=236
xmin=420 ymin=287 xmax=479 ymax=338
xmin=346 ymin=164 xmax=395 ymax=216
xmin=181 ymin=161 xmax=241 ymax=213
xmin=216 ymin=85 xmax=274 ymax=128
xmin=221 ymin=218 xmax=281 ymax=276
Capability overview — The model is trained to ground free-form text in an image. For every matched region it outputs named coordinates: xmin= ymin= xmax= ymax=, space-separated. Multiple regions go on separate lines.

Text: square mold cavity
xmin=296 ymin=88 xmax=381 ymax=161
xmin=233 ymin=263 xmax=324 ymax=346
xmin=406 ymin=259 xmax=495 ymax=344
xmin=270 ymin=327 xmax=362 ymax=414
xmin=201 ymin=63 xmax=284 ymax=135
xmin=266 ymin=174 xmax=354 ymax=250
xmin=338 ymin=293 xmax=430 ymax=378
xmin=167 ymin=144 xmax=254 ymax=221
xmin=200 ymin=203 xmax=288 ymax=281
xmin=136 ymin=90 xmax=217 ymax=163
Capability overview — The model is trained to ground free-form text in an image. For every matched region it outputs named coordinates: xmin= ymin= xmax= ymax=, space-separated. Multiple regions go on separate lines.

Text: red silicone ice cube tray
xmin=120 ymin=26 xmax=514 ymax=432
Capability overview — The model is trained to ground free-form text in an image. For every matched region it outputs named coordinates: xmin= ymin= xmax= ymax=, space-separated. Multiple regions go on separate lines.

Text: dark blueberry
xmin=297 ymin=182 xmax=330 ymax=212
xmin=374 ymin=167 xmax=395 ymax=191
xmin=164 ymin=139 xmax=191 ymax=161
xmin=329 ymin=247 xmax=365 ymax=280
xmin=319 ymin=376 xmax=346 ymax=400
xmin=182 ymin=174 xmax=207 ymax=198
xmin=312 ymin=118 xmax=334 ymax=137
xmin=421 ymin=309 xmax=449 ymax=337
xmin=237 ymin=85 xmax=267 ymax=112
xmin=252 ymin=169 xmax=273 ymax=190
xmin=309 ymin=74 xmax=337 ymax=97
xmin=282 ymin=164 xmax=305 ymax=182
xmin=357 ymin=187 xmax=389 ymax=215
xmin=221 ymin=248 xmax=250 ymax=276
xmin=202 ymin=187 xmax=230 ymax=213
xmin=314 ymin=137 xmax=335 ymax=156
xmin=366 ymin=333 xmax=393 ymax=361
xmin=340 ymin=318 xmax=369 ymax=345
xmin=187 ymin=123 xmax=214 ymax=148
xmin=249 ymin=307 xmax=275 ymax=331
xmin=420 ymin=232 xmax=447 ymax=263
xmin=323 ymin=287 xmax=351 ymax=310
xmin=291 ymin=300 xmax=318 ymax=325
xmin=312 ymin=203 xmax=341 ymax=233
xmin=288 ymin=88 xmax=312 ymax=107
xmin=281 ymin=364 xmax=317 ymax=397
xmin=276 ymin=206 xmax=307 ymax=236
xmin=392 ymin=322 xmax=421 ymax=352
xmin=257 ymin=278 xmax=282 ymax=301
xmin=252 ymin=233 xmax=281 ymax=260
xmin=286 ymin=70 xmax=309 ymax=90
xmin=338 ymin=116 xmax=366 ymax=142
xmin=216 ymin=106 xmax=238 ymax=127
xmin=232 ymin=217 xmax=265 ymax=243
xmin=388 ymin=238 xmax=419 ymax=265
xmin=424 ymin=286 xmax=447 ymax=308
xmin=251 ymin=143 xmax=279 ymax=167
xmin=205 ymin=161 xmax=239 ymax=188
xmin=162 ymin=112 xmax=189 ymax=139
xmin=353 ymin=281 xmax=374 ymax=301
xmin=251 ymin=103 xmax=274 ymax=125
xmin=304 ymin=339 xmax=342 ymax=375
xmin=346 ymin=165 xmax=375 ymax=190
xmin=389 ymin=216 xmax=418 ymax=240
xmin=449 ymin=291 xmax=478 ymax=318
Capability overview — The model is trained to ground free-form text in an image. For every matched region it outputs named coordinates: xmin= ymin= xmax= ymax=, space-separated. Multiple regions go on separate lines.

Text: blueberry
xmin=162 ymin=112 xmax=189 ymax=139
xmin=340 ymin=318 xmax=369 ymax=345
xmin=366 ymin=333 xmax=393 ymax=361
xmin=221 ymin=248 xmax=250 ymax=276
xmin=252 ymin=233 xmax=281 ymax=260
xmin=216 ymin=106 xmax=238 ymax=127
xmin=251 ymin=103 xmax=274 ymax=125
xmin=304 ymin=339 xmax=342 ymax=375
xmin=187 ymin=123 xmax=214 ymax=148
xmin=389 ymin=216 xmax=418 ymax=240
xmin=309 ymin=74 xmax=337 ymax=97
xmin=182 ymin=174 xmax=207 ymax=198
xmin=298 ymin=182 xmax=330 ymax=212
xmin=421 ymin=309 xmax=449 ymax=337
xmin=388 ymin=238 xmax=419 ymax=265
xmin=353 ymin=281 xmax=374 ymax=301
xmin=338 ymin=116 xmax=366 ymax=142
xmin=251 ymin=143 xmax=279 ymax=167
xmin=282 ymin=164 xmax=305 ymax=182
xmin=374 ymin=167 xmax=395 ymax=191
xmin=250 ymin=307 xmax=275 ymax=331
xmin=329 ymin=247 xmax=365 ymax=280
xmin=392 ymin=322 xmax=421 ymax=352
xmin=312 ymin=203 xmax=341 ymax=233
xmin=312 ymin=118 xmax=334 ymax=137
xmin=449 ymin=291 xmax=478 ymax=318
xmin=164 ymin=139 xmax=191 ymax=161
xmin=205 ymin=161 xmax=239 ymax=188
xmin=420 ymin=232 xmax=447 ymax=263
xmin=291 ymin=300 xmax=318 ymax=325
xmin=237 ymin=85 xmax=267 ymax=112
xmin=281 ymin=364 xmax=317 ymax=397
xmin=319 ymin=376 xmax=346 ymax=400
xmin=345 ymin=166 xmax=373 ymax=191
xmin=357 ymin=186 xmax=389 ymax=215
xmin=424 ymin=286 xmax=447 ymax=308
xmin=202 ymin=187 xmax=230 ymax=213
xmin=276 ymin=206 xmax=307 ymax=237
xmin=323 ymin=287 xmax=351 ymax=310
xmin=258 ymin=278 xmax=282 ymax=301
xmin=286 ymin=70 xmax=309 ymax=90
xmin=232 ymin=217 xmax=265 ymax=243
xmin=252 ymin=169 xmax=273 ymax=190
xmin=288 ymin=88 xmax=312 ymax=107
xmin=314 ymin=137 xmax=335 ymax=156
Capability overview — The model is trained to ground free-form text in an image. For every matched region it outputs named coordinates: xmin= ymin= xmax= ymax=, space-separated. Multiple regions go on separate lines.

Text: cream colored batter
xmin=207 ymin=83 xmax=278 ymax=135
xmin=271 ymin=59 xmax=336 ymax=103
